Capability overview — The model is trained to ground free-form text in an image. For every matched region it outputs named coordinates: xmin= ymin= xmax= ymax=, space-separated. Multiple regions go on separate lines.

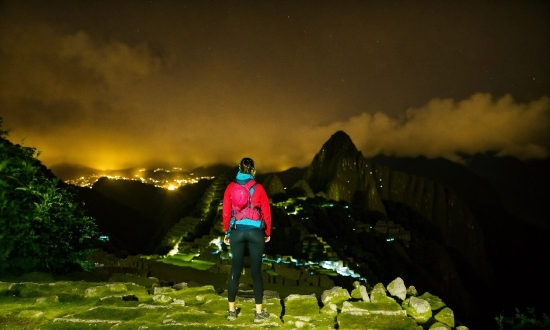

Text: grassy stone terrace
xmin=0 ymin=272 xmax=467 ymax=329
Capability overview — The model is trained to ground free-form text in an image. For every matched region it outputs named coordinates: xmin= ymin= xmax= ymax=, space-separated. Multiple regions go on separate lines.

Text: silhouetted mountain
xmin=304 ymin=130 xmax=386 ymax=213
xmin=50 ymin=163 xmax=103 ymax=181
xmin=369 ymin=153 xmax=550 ymax=322
xmin=75 ymin=177 xmax=212 ymax=255
xmin=257 ymin=167 xmax=308 ymax=189
xmin=370 ymin=153 xmax=550 ymax=229
xmin=188 ymin=164 xmax=233 ymax=177
xmin=73 ymin=187 xmax=156 ymax=256
xmin=467 ymin=153 xmax=549 ymax=228
xmin=305 ymin=131 xmax=491 ymax=281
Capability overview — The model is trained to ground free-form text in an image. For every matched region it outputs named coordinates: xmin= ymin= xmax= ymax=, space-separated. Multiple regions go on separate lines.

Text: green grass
xmin=156 ymin=255 xmax=216 ymax=271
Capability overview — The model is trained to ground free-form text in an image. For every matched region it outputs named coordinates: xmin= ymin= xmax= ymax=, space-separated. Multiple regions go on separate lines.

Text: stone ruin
xmin=0 ymin=275 xmax=469 ymax=329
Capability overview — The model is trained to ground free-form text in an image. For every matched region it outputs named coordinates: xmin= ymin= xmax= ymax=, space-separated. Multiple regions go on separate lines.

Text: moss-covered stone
xmin=196 ymin=295 xmax=227 ymax=313
xmin=434 ymin=307 xmax=454 ymax=327
xmin=429 ymin=321 xmax=451 ymax=329
xmin=418 ymin=292 xmax=446 ymax=311
xmin=371 ymin=294 xmax=396 ymax=304
xmin=321 ymin=286 xmax=350 ymax=305
xmin=341 ymin=300 xmax=406 ymax=316
xmin=0 ymin=277 xmax=469 ymax=329
xmin=36 ymin=296 xmax=59 ymax=304
xmin=351 ymin=285 xmax=369 ymax=301
xmin=407 ymin=285 xmax=418 ymax=296
xmin=350 ymin=286 xmax=362 ymax=299
xmin=152 ymin=294 xmax=173 ymax=304
xmin=402 ymin=297 xmax=431 ymax=323
xmin=338 ymin=312 xmax=421 ymax=330
xmin=73 ymin=306 xmax=149 ymax=321
xmin=84 ymin=283 xmax=129 ymax=298
xmin=263 ymin=297 xmax=284 ymax=317
xmin=320 ymin=302 xmax=338 ymax=317
xmin=48 ymin=318 xmax=122 ymax=329
xmin=370 ymin=282 xmax=387 ymax=302
xmin=109 ymin=273 xmax=159 ymax=288
xmin=18 ymin=309 xmax=45 ymax=318
xmin=387 ymin=277 xmax=407 ymax=300
xmin=284 ymin=314 xmax=334 ymax=329
xmin=153 ymin=286 xmax=175 ymax=295
xmin=168 ymin=285 xmax=218 ymax=306
xmin=284 ymin=293 xmax=319 ymax=316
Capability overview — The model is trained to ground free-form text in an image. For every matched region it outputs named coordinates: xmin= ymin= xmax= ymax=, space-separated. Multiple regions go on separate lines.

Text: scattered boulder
xmin=387 ymin=277 xmax=407 ymax=300
xmin=320 ymin=302 xmax=338 ymax=317
xmin=321 ymin=286 xmax=351 ymax=305
xmin=172 ymin=282 xmax=188 ymax=290
xmin=172 ymin=299 xmax=185 ymax=305
xmin=154 ymin=286 xmax=175 ymax=295
xmin=351 ymin=285 xmax=370 ymax=301
xmin=18 ymin=310 xmax=45 ymax=319
xmin=402 ymin=297 xmax=432 ymax=323
xmin=84 ymin=284 xmax=128 ymax=298
xmin=152 ymin=294 xmax=173 ymax=304
xmin=370 ymin=282 xmax=387 ymax=301
xmin=419 ymin=292 xmax=446 ymax=311
xmin=429 ymin=321 xmax=451 ymax=329
xmin=342 ymin=301 xmax=406 ymax=316
xmin=339 ymin=301 xmax=418 ymax=330
xmin=407 ymin=285 xmax=418 ymax=296
xmin=285 ymin=293 xmax=319 ymax=316
xmin=36 ymin=296 xmax=59 ymax=304
xmin=0 ymin=277 xmax=470 ymax=329
xmin=434 ymin=307 xmax=455 ymax=327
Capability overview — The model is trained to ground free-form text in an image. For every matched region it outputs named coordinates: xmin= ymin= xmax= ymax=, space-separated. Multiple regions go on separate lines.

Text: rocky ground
xmin=0 ymin=272 xmax=468 ymax=329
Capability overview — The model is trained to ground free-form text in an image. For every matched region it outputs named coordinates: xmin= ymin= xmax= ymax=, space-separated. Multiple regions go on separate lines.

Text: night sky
xmin=1 ymin=0 xmax=548 ymax=172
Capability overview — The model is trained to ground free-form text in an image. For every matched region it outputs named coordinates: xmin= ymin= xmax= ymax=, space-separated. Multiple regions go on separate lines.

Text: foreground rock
xmin=0 ymin=274 xmax=468 ymax=329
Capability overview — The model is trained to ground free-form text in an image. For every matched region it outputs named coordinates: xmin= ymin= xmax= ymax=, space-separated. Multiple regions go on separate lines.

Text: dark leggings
xmin=228 ymin=229 xmax=265 ymax=304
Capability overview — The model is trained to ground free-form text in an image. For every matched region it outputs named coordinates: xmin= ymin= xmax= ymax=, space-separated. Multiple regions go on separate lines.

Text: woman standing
xmin=222 ymin=157 xmax=271 ymax=322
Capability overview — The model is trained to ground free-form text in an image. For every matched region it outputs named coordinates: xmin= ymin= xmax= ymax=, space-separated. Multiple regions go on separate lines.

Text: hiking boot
xmin=254 ymin=310 xmax=270 ymax=322
xmin=227 ymin=309 xmax=239 ymax=321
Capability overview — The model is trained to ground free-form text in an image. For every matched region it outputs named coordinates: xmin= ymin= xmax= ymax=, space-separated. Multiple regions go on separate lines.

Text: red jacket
xmin=222 ymin=180 xmax=271 ymax=236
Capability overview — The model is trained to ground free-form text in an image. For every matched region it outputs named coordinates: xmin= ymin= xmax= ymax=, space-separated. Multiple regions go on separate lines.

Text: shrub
xmin=496 ymin=307 xmax=550 ymax=330
xmin=0 ymin=118 xmax=98 ymax=274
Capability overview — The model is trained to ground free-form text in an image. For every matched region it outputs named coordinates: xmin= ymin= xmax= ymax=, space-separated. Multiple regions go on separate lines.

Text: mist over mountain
xmin=50 ymin=163 xmax=105 ymax=181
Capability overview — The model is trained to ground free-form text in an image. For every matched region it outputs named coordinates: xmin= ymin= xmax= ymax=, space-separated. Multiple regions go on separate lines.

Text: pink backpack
xmin=231 ymin=180 xmax=262 ymax=220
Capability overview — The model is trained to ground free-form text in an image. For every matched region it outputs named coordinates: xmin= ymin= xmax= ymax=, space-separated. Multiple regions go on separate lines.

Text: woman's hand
xmin=264 ymin=236 xmax=270 ymax=243
xmin=224 ymin=236 xmax=230 ymax=245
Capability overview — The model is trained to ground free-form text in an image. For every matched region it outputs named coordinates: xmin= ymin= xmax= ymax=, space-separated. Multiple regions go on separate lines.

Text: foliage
xmin=496 ymin=308 xmax=550 ymax=330
xmin=0 ymin=118 xmax=98 ymax=274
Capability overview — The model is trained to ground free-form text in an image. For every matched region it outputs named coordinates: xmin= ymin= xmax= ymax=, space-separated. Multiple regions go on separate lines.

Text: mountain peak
xmin=321 ymin=131 xmax=359 ymax=158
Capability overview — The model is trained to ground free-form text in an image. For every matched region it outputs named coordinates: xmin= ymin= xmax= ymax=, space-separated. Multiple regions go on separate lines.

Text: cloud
xmin=1 ymin=23 xmax=548 ymax=173
xmin=59 ymin=31 xmax=162 ymax=86
xmin=300 ymin=93 xmax=550 ymax=165
xmin=0 ymin=23 xmax=163 ymax=131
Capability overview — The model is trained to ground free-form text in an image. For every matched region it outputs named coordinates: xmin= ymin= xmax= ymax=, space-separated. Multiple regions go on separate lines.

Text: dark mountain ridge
xmin=371 ymin=153 xmax=550 ymax=229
